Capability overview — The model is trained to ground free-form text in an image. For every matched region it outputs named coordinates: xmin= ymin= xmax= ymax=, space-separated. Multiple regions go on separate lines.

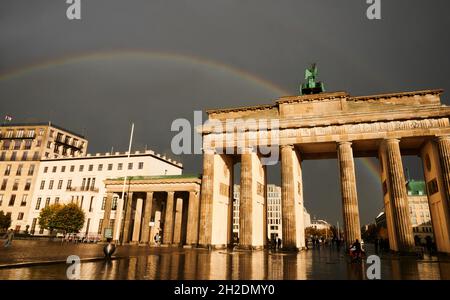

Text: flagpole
xmin=114 ymin=123 xmax=134 ymax=244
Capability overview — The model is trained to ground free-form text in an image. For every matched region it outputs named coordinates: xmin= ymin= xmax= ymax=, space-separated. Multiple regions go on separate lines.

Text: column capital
xmin=383 ymin=138 xmax=401 ymax=145
xmin=337 ymin=141 xmax=352 ymax=147
xmin=280 ymin=144 xmax=294 ymax=150
xmin=203 ymin=147 xmax=216 ymax=155
xmin=238 ymin=146 xmax=256 ymax=154
xmin=436 ymin=135 xmax=450 ymax=143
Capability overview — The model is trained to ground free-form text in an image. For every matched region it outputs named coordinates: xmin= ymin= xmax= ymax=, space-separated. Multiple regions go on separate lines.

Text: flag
xmin=4 ymin=115 xmax=12 ymax=122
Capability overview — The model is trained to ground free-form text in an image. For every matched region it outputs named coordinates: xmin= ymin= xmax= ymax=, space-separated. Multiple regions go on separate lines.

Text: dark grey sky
xmin=1 ymin=0 xmax=449 ymax=226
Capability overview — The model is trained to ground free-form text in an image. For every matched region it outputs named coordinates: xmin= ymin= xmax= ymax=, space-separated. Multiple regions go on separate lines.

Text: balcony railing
xmin=66 ymin=186 xmax=99 ymax=192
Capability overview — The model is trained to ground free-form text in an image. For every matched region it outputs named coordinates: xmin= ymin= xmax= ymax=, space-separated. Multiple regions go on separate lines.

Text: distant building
xmin=375 ymin=179 xmax=434 ymax=244
xmin=407 ymin=179 xmax=434 ymax=244
xmin=233 ymin=184 xmax=311 ymax=240
xmin=310 ymin=218 xmax=331 ymax=231
xmin=0 ymin=122 xmax=88 ymax=232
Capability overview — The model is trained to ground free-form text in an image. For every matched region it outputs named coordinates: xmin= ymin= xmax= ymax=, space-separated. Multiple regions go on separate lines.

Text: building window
xmin=66 ymin=179 xmax=72 ymax=190
xmin=1 ymin=179 xmax=8 ymax=191
xmin=26 ymin=130 xmax=35 ymax=138
xmin=0 ymin=194 xmax=3 ymax=206
xmin=12 ymin=179 xmax=19 ymax=191
xmin=57 ymin=180 xmax=63 ymax=190
xmin=45 ymin=197 xmax=50 ymax=208
xmin=138 ymin=162 xmax=144 ymax=169
xmin=8 ymin=194 xmax=16 ymax=206
xmin=81 ymin=178 xmax=86 ymax=191
xmin=44 ymin=166 xmax=48 ymax=173
xmin=89 ymin=196 xmax=94 ymax=212
xmin=55 ymin=197 xmax=60 ymax=204
xmin=40 ymin=180 xmax=45 ymax=190
xmin=101 ymin=197 xmax=107 ymax=210
xmin=90 ymin=178 xmax=96 ymax=190
xmin=24 ymin=140 xmax=32 ymax=150
xmin=70 ymin=165 xmax=75 ymax=172
xmin=35 ymin=198 xmax=42 ymax=210
xmin=118 ymin=163 xmax=123 ymax=170
xmin=20 ymin=195 xmax=27 ymax=206
xmin=98 ymin=219 xmax=103 ymax=234
xmin=32 ymin=152 xmax=39 ymax=160
xmin=31 ymin=218 xmax=37 ymax=234
xmin=86 ymin=178 xmax=91 ymax=190
xmin=24 ymin=179 xmax=31 ymax=191
xmin=108 ymin=164 xmax=113 ymax=171
xmin=128 ymin=163 xmax=133 ymax=170
xmin=16 ymin=164 xmax=23 ymax=176
xmin=49 ymin=180 xmax=54 ymax=190
xmin=28 ymin=164 xmax=35 ymax=176
xmin=17 ymin=212 xmax=24 ymax=220
xmin=98 ymin=164 xmax=103 ymax=171
xmin=2 ymin=140 xmax=11 ymax=150
xmin=88 ymin=164 xmax=93 ymax=171
xmin=10 ymin=151 xmax=17 ymax=161
xmin=14 ymin=140 xmax=22 ymax=150
xmin=61 ymin=166 xmax=66 ymax=173
xmin=4 ymin=164 xmax=11 ymax=176
xmin=0 ymin=152 xmax=5 ymax=160
xmin=79 ymin=165 xmax=84 ymax=172
xmin=52 ymin=166 xmax=57 ymax=173
xmin=111 ymin=196 xmax=118 ymax=210
xmin=21 ymin=151 xmax=28 ymax=161
xmin=47 ymin=141 xmax=52 ymax=149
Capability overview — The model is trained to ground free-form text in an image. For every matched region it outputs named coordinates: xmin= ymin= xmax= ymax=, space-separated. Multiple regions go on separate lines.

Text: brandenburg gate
xmin=198 ymin=89 xmax=450 ymax=254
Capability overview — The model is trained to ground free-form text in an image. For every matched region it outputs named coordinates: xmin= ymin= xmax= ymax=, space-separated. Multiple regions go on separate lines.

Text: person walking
xmin=3 ymin=229 xmax=14 ymax=248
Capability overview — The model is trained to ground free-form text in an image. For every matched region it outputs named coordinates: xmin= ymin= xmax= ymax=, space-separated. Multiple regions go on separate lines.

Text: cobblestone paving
xmin=1 ymin=240 xmax=449 ymax=279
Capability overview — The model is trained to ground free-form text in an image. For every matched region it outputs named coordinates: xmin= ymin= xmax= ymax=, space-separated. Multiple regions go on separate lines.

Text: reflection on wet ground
xmin=1 ymin=244 xmax=449 ymax=280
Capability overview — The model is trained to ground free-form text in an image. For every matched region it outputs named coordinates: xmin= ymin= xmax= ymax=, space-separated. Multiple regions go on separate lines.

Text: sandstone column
xmin=163 ymin=191 xmax=175 ymax=244
xmin=384 ymin=139 xmax=414 ymax=252
xmin=337 ymin=141 xmax=361 ymax=247
xmin=186 ymin=191 xmax=200 ymax=245
xmin=437 ymin=136 xmax=450 ymax=208
xmin=239 ymin=148 xmax=253 ymax=248
xmin=132 ymin=198 xmax=143 ymax=242
xmin=173 ymin=198 xmax=184 ymax=245
xmin=280 ymin=145 xmax=305 ymax=250
xmin=140 ymin=192 xmax=154 ymax=244
xmin=198 ymin=149 xmax=214 ymax=246
xmin=101 ymin=192 xmax=114 ymax=241
xmin=281 ymin=145 xmax=296 ymax=249
xmin=121 ymin=192 xmax=134 ymax=243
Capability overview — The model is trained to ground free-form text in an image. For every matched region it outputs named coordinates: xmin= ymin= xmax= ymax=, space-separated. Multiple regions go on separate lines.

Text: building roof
xmin=406 ymin=179 xmax=426 ymax=195
xmin=107 ymin=174 xmax=201 ymax=181
xmin=0 ymin=121 xmax=86 ymax=139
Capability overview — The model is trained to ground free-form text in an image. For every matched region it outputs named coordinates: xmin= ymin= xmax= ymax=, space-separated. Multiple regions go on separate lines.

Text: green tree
xmin=54 ymin=203 xmax=85 ymax=233
xmin=38 ymin=203 xmax=62 ymax=234
xmin=0 ymin=211 xmax=12 ymax=231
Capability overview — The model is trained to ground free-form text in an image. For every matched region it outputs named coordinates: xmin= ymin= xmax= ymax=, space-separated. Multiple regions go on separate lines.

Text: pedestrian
xmin=3 ymin=229 xmax=14 ymax=248
xmin=277 ymin=238 xmax=282 ymax=249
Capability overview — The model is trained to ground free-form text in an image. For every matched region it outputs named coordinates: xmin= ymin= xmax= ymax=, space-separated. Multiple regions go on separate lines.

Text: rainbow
xmin=0 ymin=49 xmax=380 ymax=182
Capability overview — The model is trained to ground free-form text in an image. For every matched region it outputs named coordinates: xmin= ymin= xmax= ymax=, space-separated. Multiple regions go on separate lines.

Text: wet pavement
xmin=0 ymin=240 xmax=449 ymax=280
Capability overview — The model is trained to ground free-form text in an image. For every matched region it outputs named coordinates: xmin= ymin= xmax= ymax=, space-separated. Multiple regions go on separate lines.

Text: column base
xmin=236 ymin=245 xmax=264 ymax=251
xmin=280 ymin=246 xmax=300 ymax=252
xmin=197 ymin=244 xmax=227 ymax=250
xmin=183 ymin=244 xmax=197 ymax=249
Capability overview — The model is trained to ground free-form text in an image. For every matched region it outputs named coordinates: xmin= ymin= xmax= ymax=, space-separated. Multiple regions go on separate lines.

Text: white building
xmin=27 ymin=150 xmax=182 ymax=237
xmin=310 ymin=219 xmax=332 ymax=231
xmin=233 ymin=184 xmax=311 ymax=240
